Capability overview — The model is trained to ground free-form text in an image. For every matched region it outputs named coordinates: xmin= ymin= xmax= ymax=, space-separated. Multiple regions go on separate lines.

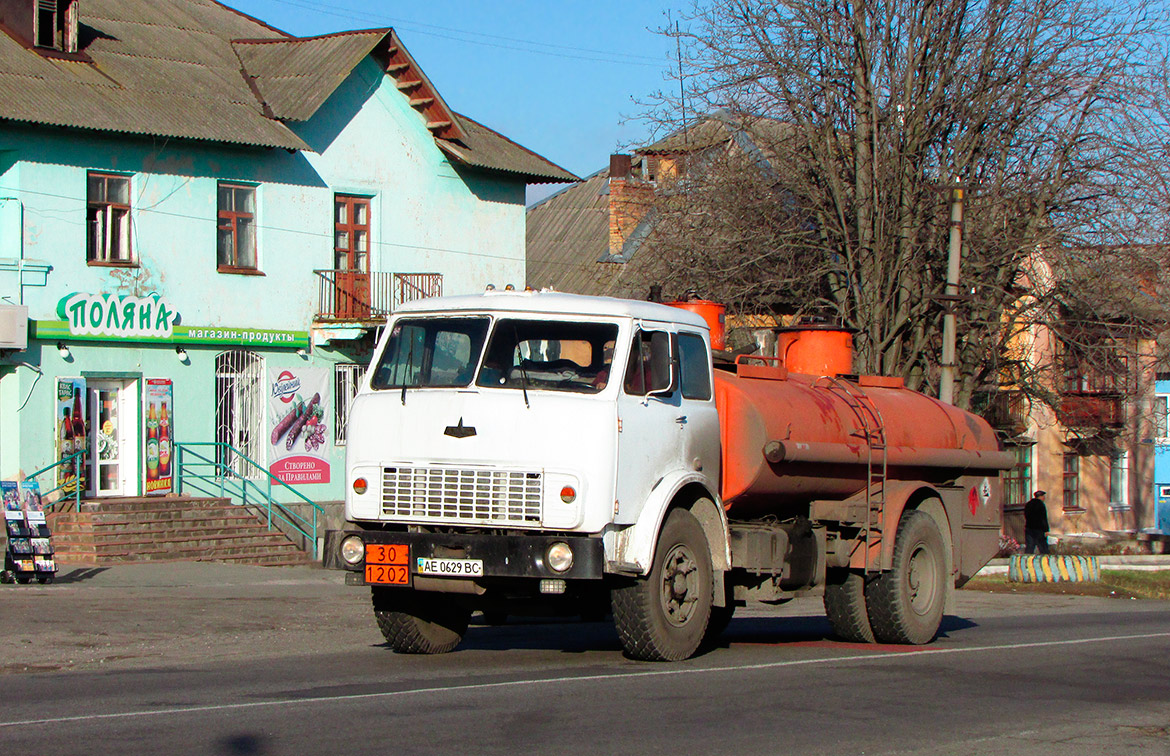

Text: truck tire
xmin=823 ymin=569 xmax=876 ymax=643
xmin=371 ymin=588 xmax=470 ymax=654
xmin=865 ymin=509 xmax=946 ymax=645
xmin=612 ymin=509 xmax=713 ymax=661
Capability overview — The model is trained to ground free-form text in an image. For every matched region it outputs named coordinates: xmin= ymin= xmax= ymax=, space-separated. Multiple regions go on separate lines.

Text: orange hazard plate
xmin=364 ymin=543 xmax=410 ymax=585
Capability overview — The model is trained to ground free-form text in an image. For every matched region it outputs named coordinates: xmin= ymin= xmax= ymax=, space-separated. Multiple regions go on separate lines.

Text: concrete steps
xmin=46 ymin=496 xmax=314 ymax=567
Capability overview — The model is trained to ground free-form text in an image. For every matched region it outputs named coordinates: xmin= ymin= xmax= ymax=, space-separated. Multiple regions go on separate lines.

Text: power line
xmin=11 ymin=184 xmax=598 ymax=271
xmin=261 ymin=0 xmax=666 ymax=67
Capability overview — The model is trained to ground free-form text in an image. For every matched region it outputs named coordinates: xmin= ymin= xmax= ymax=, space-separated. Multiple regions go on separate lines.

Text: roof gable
xmin=0 ymin=0 xmax=575 ymax=182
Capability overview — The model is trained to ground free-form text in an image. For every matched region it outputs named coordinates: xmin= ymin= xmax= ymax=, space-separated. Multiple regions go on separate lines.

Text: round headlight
xmin=546 ymin=541 xmax=574 ymax=573
xmin=340 ymin=535 xmax=365 ymax=565
xmin=352 ymin=477 xmax=368 ymax=495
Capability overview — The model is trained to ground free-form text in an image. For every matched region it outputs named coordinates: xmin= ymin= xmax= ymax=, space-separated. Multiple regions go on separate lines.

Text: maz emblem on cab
xmin=443 ymin=418 xmax=476 ymax=439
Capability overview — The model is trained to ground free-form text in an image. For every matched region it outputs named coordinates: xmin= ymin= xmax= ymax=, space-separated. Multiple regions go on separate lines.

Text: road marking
xmin=3 ymin=630 xmax=1169 ymax=728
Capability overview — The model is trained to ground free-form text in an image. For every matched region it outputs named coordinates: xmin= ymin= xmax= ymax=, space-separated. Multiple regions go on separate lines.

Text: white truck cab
xmin=330 ymin=291 xmax=727 ymax=659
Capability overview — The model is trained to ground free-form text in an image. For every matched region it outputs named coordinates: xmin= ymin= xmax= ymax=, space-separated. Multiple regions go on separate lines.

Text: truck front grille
xmin=381 ymin=465 xmax=542 ymax=525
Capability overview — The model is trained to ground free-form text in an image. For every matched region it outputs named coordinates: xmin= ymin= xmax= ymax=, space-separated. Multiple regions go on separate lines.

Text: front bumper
xmin=323 ymin=529 xmax=606 ymax=585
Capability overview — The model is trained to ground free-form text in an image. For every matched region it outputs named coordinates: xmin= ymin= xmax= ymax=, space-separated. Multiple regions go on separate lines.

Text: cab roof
xmin=395 ymin=290 xmax=710 ymax=329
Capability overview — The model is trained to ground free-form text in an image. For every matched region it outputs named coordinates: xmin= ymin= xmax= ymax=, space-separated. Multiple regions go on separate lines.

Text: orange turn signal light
xmin=353 ymin=477 xmax=368 ymax=495
xmin=560 ymin=486 xmax=576 ymax=503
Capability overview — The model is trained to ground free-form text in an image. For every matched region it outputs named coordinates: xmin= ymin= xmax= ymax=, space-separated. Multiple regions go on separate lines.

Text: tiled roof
xmin=0 ymin=0 xmax=574 ymax=181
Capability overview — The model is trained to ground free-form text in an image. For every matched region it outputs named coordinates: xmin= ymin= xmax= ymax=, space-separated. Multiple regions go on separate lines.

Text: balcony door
xmin=334 ymin=195 xmax=371 ymax=319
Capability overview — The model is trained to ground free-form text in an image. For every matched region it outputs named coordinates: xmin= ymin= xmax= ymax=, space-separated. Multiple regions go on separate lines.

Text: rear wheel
xmin=823 ymin=569 xmax=875 ymax=643
xmin=865 ymin=510 xmax=947 ymax=645
xmin=372 ymin=588 xmax=471 ymax=654
xmin=612 ymin=509 xmax=713 ymax=661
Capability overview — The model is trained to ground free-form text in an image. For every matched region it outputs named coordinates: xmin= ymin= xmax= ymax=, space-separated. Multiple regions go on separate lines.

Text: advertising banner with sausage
xmin=268 ymin=366 xmax=330 ymax=485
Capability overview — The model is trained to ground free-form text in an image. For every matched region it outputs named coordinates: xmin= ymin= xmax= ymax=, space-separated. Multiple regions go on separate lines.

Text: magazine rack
xmin=2 ymin=481 xmax=57 ymax=585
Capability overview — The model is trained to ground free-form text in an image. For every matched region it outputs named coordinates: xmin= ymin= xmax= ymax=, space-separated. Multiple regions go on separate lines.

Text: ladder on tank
xmin=816 ymin=376 xmax=888 ymax=573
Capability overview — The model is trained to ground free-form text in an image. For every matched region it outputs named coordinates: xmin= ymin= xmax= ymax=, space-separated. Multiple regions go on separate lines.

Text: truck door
xmin=614 ymin=324 xmax=684 ymax=524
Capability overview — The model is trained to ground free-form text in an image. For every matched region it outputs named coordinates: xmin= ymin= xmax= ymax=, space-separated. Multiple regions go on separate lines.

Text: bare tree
xmin=635 ymin=0 xmax=1170 ymax=410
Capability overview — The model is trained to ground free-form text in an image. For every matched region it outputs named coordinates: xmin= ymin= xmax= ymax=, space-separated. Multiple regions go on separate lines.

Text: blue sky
xmin=223 ymin=0 xmax=687 ymax=203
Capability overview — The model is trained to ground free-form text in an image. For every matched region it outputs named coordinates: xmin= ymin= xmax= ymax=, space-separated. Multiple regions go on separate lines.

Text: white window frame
xmin=1154 ymin=394 xmax=1170 ymax=445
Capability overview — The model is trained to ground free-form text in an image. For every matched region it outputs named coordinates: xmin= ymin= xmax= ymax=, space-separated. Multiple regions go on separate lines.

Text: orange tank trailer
xmin=713 ymin=366 xmax=1011 ymax=518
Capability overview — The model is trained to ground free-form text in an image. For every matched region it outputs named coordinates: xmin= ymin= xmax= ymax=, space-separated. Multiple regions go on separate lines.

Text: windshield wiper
xmin=514 ymin=323 xmax=530 ymax=409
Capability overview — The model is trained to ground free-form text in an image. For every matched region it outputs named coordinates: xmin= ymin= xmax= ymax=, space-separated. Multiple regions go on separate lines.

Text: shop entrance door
xmin=87 ymin=379 xmax=140 ymax=497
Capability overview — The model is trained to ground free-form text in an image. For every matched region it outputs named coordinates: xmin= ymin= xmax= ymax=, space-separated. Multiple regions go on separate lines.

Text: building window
xmin=1154 ymin=395 xmax=1169 ymax=443
xmin=333 ymin=363 xmax=366 ymax=445
xmin=1003 ymin=443 xmax=1033 ymax=507
xmin=1110 ymin=451 xmax=1129 ymax=508
xmin=36 ymin=0 xmax=78 ymax=53
xmin=87 ymin=172 xmax=132 ymax=264
xmin=334 ymin=195 xmax=370 ymax=272
xmin=217 ymin=183 xmax=257 ymax=270
xmin=1062 ymin=453 xmax=1080 ymax=511
xmin=215 ymin=350 xmax=265 ymax=479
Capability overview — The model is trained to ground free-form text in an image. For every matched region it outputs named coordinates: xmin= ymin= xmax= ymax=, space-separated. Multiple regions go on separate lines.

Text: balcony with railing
xmin=314 ymin=271 xmax=442 ymax=322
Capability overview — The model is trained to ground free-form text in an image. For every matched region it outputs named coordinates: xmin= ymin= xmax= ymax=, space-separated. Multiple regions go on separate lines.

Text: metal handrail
xmin=174 ymin=442 xmax=324 ymax=559
xmin=25 ymin=452 xmax=84 ymax=512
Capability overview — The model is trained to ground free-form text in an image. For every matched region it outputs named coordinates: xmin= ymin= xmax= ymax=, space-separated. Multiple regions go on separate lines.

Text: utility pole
xmin=939 ymin=186 xmax=963 ymax=405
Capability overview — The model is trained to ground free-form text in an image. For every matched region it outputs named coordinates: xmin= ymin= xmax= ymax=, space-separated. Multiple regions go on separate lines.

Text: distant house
xmin=0 ymin=0 xmax=574 ymax=505
xmin=527 ymin=114 xmax=777 ymax=301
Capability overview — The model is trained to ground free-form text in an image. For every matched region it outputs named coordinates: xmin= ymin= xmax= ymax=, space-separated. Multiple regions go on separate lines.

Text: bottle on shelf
xmin=158 ymin=401 xmax=171 ymax=479
xmin=146 ymin=402 xmax=159 ymax=483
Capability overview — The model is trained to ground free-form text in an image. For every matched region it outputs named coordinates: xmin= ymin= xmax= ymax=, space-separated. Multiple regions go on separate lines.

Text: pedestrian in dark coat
xmin=1024 ymin=490 xmax=1050 ymax=554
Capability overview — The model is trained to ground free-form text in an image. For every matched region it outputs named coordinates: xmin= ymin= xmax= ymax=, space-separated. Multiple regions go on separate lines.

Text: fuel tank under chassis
xmin=714 ymin=369 xmax=1010 ymax=517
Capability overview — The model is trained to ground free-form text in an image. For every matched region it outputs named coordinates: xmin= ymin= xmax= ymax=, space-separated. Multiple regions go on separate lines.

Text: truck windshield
xmin=370 ymin=317 xmax=490 ymax=389
xmin=476 ymin=319 xmax=619 ymax=394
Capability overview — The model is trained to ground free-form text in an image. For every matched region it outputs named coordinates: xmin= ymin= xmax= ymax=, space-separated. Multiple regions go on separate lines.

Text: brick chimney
xmin=608 ymin=154 xmax=655 ymax=256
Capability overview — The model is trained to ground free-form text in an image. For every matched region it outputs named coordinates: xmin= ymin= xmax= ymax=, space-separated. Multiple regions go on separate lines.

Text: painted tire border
xmin=1008 ymin=554 xmax=1101 ymax=583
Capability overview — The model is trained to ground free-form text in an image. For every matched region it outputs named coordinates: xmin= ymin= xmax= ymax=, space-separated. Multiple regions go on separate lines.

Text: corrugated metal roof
xmin=0 ymin=0 xmax=575 ymax=181
xmin=235 ymin=30 xmax=389 ymax=121
xmin=0 ymin=0 xmax=301 ymax=149
xmin=526 ymin=170 xmax=654 ymax=298
xmin=440 ymin=113 xmax=577 ymax=184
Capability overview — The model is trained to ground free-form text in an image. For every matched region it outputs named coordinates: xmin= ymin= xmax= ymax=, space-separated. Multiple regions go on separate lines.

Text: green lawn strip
xmin=963 ymin=569 xmax=1170 ymax=600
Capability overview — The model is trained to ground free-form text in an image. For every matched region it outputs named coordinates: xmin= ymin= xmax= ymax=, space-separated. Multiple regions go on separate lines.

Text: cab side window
xmin=677 ymin=332 xmax=712 ymax=400
xmin=623 ymin=330 xmax=672 ymax=396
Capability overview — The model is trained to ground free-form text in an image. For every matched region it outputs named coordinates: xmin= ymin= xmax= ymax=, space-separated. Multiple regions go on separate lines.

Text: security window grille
xmin=87 ymin=173 xmax=132 ymax=264
xmin=334 ymin=363 xmax=365 ymax=445
xmin=215 ymin=350 xmax=265 ymax=479
xmin=217 ymin=183 xmax=257 ymax=269
xmin=1003 ymin=443 xmax=1033 ymax=507
xmin=1063 ymin=453 xmax=1080 ymax=511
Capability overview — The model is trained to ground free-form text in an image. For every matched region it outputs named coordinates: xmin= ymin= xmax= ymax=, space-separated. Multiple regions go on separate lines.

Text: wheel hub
xmin=660 ymin=544 xmax=699 ymax=627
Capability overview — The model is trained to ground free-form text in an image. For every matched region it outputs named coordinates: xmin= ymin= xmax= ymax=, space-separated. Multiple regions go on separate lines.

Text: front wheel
xmin=372 ymin=588 xmax=471 ymax=654
xmin=865 ymin=510 xmax=948 ymax=645
xmin=612 ymin=509 xmax=713 ymax=661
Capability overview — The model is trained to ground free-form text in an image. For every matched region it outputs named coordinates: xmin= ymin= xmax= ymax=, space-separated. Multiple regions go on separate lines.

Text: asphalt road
xmin=2 ymin=565 xmax=1170 ymax=755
